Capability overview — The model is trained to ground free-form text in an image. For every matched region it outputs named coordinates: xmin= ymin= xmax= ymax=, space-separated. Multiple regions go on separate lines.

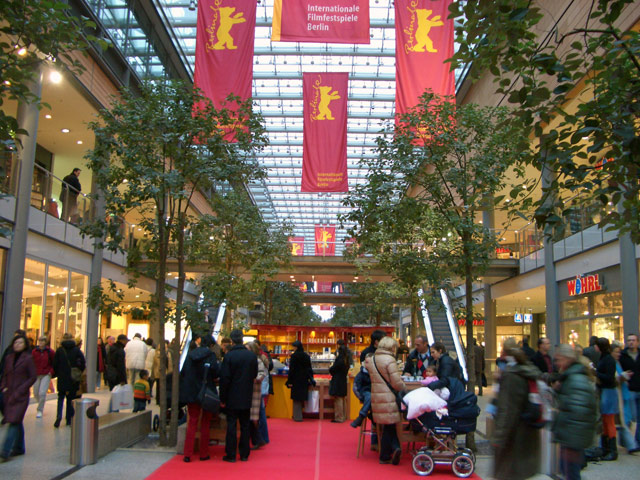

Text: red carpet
xmin=147 ymin=418 xmax=481 ymax=480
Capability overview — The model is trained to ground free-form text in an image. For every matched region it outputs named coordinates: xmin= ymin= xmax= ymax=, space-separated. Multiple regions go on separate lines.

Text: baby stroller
xmin=410 ymin=383 xmax=479 ymax=477
xmin=152 ymin=373 xmax=186 ymax=431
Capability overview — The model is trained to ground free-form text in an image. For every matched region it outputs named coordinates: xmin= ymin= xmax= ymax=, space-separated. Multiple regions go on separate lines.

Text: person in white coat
xmin=144 ymin=338 xmax=156 ymax=397
xmin=124 ymin=333 xmax=148 ymax=385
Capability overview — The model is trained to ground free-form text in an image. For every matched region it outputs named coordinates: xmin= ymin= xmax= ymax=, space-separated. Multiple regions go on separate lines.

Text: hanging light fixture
xmin=188 ymin=0 xmax=197 ymax=11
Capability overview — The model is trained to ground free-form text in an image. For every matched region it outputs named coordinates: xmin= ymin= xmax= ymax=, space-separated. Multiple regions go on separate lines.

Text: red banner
xmin=193 ymin=0 xmax=256 ymax=109
xmin=315 ymin=225 xmax=336 ymax=256
xmin=289 ymin=236 xmax=305 ymax=256
xmin=317 ymin=282 xmax=333 ymax=293
xmin=302 ymin=73 xmax=349 ymax=192
xmin=271 ymin=0 xmax=370 ymax=44
xmin=395 ymin=0 xmax=455 ymax=119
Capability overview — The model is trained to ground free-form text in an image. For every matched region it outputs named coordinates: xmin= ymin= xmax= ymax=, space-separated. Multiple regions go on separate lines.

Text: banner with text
xmin=194 ymin=0 xmax=256 ymax=109
xmin=289 ymin=236 xmax=305 ymax=256
xmin=315 ymin=225 xmax=336 ymax=256
xmin=302 ymin=73 xmax=349 ymax=192
xmin=272 ymin=0 xmax=370 ymax=44
xmin=395 ymin=0 xmax=454 ymax=119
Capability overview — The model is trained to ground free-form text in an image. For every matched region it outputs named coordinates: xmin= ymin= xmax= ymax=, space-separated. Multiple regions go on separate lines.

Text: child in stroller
xmin=406 ymin=377 xmax=479 ymax=477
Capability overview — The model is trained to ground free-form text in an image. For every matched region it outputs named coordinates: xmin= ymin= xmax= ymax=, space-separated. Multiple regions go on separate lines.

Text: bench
xmin=98 ymin=411 xmax=151 ymax=458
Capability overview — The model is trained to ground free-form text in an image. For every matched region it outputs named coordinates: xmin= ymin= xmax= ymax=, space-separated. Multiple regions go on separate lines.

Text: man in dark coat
xmin=402 ymin=334 xmax=431 ymax=378
xmin=474 ymin=339 xmax=485 ymax=395
xmin=219 ymin=329 xmax=258 ymax=462
xmin=531 ymin=337 xmax=555 ymax=378
xmin=522 ymin=337 xmax=536 ymax=360
xmin=61 ymin=168 xmax=82 ymax=222
xmin=106 ymin=334 xmax=128 ymax=412
xmin=360 ymin=329 xmax=385 ymax=363
xmin=286 ymin=340 xmax=314 ymax=422
xmin=552 ymin=344 xmax=597 ymax=480
xmin=0 ymin=335 xmax=36 ymax=461
xmin=582 ymin=335 xmax=600 ymax=367
xmin=52 ymin=333 xmax=86 ymax=427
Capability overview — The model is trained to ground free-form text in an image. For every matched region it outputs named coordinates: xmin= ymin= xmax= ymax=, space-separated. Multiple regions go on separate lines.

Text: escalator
xmin=178 ymin=303 xmax=226 ymax=370
xmin=419 ymin=289 xmax=468 ymax=381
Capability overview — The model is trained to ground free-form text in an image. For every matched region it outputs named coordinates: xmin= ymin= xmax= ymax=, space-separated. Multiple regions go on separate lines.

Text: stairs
xmin=426 ymin=300 xmax=457 ymax=354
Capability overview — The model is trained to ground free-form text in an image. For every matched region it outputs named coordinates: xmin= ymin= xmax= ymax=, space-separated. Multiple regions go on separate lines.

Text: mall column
xmin=1 ymin=66 xmax=43 ymax=353
xmin=541 ymin=148 xmax=560 ymax=347
xmin=619 ymin=215 xmax=639 ymax=338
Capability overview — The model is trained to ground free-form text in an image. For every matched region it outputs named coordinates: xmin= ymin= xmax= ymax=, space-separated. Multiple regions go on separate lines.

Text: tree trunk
xmin=464 ymin=244 xmax=477 ymax=452
xmin=156 ymin=208 xmax=169 ymax=446
xmin=375 ymin=310 xmax=381 ymax=327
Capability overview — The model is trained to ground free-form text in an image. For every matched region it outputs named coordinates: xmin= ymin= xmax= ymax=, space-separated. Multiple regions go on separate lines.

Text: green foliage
xmin=449 ymin=0 xmax=640 ymax=240
xmin=330 ymin=282 xmax=405 ymax=326
xmin=260 ymin=281 xmax=321 ymax=326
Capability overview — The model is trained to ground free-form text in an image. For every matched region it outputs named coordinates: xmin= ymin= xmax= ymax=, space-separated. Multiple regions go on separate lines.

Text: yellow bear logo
xmin=319 ymin=230 xmax=333 ymax=249
xmin=213 ymin=6 xmax=246 ymax=50
xmin=314 ymin=86 xmax=341 ymax=120
xmin=408 ymin=9 xmax=443 ymax=53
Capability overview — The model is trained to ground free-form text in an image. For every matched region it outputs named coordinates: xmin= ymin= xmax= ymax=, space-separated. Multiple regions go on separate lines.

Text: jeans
xmin=133 ymin=399 xmax=147 ymax=412
xmin=359 ymin=391 xmax=371 ymax=418
xmin=184 ymin=403 xmax=212 ymax=458
xmin=33 ymin=374 xmax=51 ymax=413
xmin=631 ymin=391 xmax=640 ymax=447
xmin=96 ymin=371 xmax=102 ymax=389
xmin=258 ymin=395 xmax=269 ymax=443
xmin=380 ymin=423 xmax=400 ymax=461
xmin=225 ymin=408 xmax=251 ymax=459
xmin=127 ymin=368 xmax=141 ymax=386
xmin=560 ymin=446 xmax=583 ymax=480
xmin=57 ymin=390 xmax=76 ymax=423
xmin=1 ymin=423 xmax=25 ymax=458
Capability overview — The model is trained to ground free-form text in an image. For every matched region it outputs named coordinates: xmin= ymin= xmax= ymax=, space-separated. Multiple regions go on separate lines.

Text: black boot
xmin=602 ymin=437 xmax=618 ymax=461
xmin=350 ymin=414 xmax=365 ymax=428
xmin=599 ymin=435 xmax=609 ymax=458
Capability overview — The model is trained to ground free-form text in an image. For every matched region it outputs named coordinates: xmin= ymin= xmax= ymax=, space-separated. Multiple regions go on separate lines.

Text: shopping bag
xmin=112 ymin=384 xmax=134 ymax=410
xmin=304 ymin=389 xmax=319 ymax=413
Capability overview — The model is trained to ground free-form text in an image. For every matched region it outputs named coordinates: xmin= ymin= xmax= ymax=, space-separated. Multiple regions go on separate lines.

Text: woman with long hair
xmin=329 ymin=339 xmax=350 ymax=423
xmin=595 ymin=337 xmax=619 ymax=461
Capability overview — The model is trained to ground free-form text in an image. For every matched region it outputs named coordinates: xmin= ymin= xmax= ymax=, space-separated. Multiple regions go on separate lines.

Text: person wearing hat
xmin=492 ymin=337 xmax=541 ymax=480
xmin=286 ymin=340 xmax=314 ymax=422
xmin=553 ymin=344 xmax=596 ymax=480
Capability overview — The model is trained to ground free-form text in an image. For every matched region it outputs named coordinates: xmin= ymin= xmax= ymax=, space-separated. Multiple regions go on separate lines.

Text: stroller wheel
xmin=412 ymin=452 xmax=434 ymax=476
xmin=153 ymin=414 xmax=160 ymax=432
xmin=451 ymin=453 xmax=474 ymax=478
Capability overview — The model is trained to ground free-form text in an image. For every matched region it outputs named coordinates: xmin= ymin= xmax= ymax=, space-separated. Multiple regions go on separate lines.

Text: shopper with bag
xmin=180 ymin=334 xmax=219 ymax=463
xmin=286 ymin=340 xmax=315 ymax=422
xmin=52 ymin=333 xmax=86 ymax=428
xmin=32 ymin=336 xmax=55 ymax=418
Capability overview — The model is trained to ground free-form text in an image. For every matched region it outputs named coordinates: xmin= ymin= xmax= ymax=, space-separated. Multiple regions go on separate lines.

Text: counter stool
xmin=356 ymin=416 xmax=381 ymax=458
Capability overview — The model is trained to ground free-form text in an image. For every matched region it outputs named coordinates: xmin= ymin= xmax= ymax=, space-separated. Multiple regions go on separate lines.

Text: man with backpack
xmin=552 ymin=344 xmax=596 ymax=480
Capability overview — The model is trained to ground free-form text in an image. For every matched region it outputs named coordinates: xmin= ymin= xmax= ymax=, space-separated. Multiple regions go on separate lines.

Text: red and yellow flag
xmin=302 ymin=73 xmax=349 ymax=192
xmin=289 ymin=236 xmax=305 ymax=256
xmin=315 ymin=225 xmax=336 ymax=256
xmin=193 ymin=0 xmax=256 ymax=109
xmin=395 ymin=0 xmax=455 ymax=119
xmin=271 ymin=0 xmax=370 ymax=44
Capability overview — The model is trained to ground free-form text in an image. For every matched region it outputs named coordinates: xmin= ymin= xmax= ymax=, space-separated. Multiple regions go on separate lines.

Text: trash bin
xmin=70 ymin=398 xmax=100 ymax=466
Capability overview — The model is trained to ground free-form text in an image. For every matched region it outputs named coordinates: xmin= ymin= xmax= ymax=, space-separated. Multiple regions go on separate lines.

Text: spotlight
xmin=188 ymin=0 xmax=196 ymax=11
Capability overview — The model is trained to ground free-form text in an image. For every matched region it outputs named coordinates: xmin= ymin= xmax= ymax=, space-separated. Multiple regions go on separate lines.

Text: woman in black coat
xmin=426 ymin=342 xmax=461 ymax=391
xmin=0 ymin=335 xmax=36 ymax=462
xmin=179 ymin=335 xmax=219 ymax=463
xmin=329 ymin=340 xmax=350 ymax=423
xmin=286 ymin=341 xmax=314 ymax=422
xmin=53 ymin=333 xmax=86 ymax=428
xmin=595 ymin=337 xmax=619 ymax=461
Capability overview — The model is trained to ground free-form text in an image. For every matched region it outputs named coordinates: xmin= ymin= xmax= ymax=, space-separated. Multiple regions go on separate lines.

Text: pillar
xmin=620 ymin=231 xmax=639 ymax=338
xmin=542 ymin=162 xmax=560 ymax=347
xmin=1 ymin=67 xmax=43 ymax=352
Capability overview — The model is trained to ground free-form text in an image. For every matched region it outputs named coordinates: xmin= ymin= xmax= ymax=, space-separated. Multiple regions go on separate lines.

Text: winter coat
xmin=287 ymin=348 xmax=314 ymax=402
xmin=532 ymin=351 xmax=554 ymax=374
xmin=366 ymin=347 xmax=406 ymax=425
xmin=360 ymin=345 xmax=376 ymax=364
xmin=97 ymin=343 xmax=106 ymax=373
xmin=219 ymin=344 xmax=258 ymax=410
xmin=32 ymin=346 xmax=55 ymax=376
xmin=179 ymin=346 xmax=219 ymax=405
xmin=152 ymin=348 xmax=173 ymax=379
xmin=427 ymin=353 xmax=461 ymax=390
xmin=124 ymin=337 xmax=148 ymax=370
xmin=620 ymin=348 xmax=640 ymax=392
xmin=493 ymin=361 xmax=541 ymax=480
xmin=329 ymin=353 xmax=349 ymax=397
xmin=106 ymin=341 xmax=127 ymax=387
xmin=145 ymin=348 xmax=155 ymax=373
xmin=596 ymin=352 xmax=617 ymax=389
xmin=402 ymin=349 xmax=431 ymax=376
xmin=582 ymin=345 xmax=600 ymax=367
xmin=0 ymin=351 xmax=36 ymax=424
xmin=251 ymin=357 xmax=267 ymax=421
xmin=474 ymin=345 xmax=485 ymax=373
xmin=53 ymin=340 xmax=86 ymax=394
xmin=552 ymin=362 xmax=597 ymax=450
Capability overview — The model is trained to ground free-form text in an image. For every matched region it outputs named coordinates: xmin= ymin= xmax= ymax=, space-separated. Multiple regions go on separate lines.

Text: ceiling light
xmin=17 ymin=47 xmax=27 ymax=56
xmin=49 ymin=71 xmax=62 ymax=83
xmin=123 ymin=178 xmax=128 ymax=183
xmin=45 ymin=114 xmax=52 ymax=119
xmin=188 ymin=0 xmax=197 ymax=11
xmin=61 ymin=128 xmax=70 ymax=133
xmin=3 ymin=80 xmax=10 ymax=86
xmin=526 ymin=297 xmax=530 ymax=300
xmin=77 ymin=140 xmax=83 ymax=145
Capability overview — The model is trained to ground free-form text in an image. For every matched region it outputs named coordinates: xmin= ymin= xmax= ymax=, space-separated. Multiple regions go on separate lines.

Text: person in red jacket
xmin=31 ymin=336 xmax=54 ymax=418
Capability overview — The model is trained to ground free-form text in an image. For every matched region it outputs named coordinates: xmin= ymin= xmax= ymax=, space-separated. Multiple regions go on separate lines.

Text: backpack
xmin=520 ymin=378 xmax=552 ymax=428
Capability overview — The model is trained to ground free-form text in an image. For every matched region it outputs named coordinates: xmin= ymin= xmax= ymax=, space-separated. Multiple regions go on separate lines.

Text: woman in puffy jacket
xmin=365 ymin=336 xmax=406 ymax=465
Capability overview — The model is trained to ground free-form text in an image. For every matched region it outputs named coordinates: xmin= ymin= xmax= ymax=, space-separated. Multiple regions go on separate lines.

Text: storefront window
xmin=593 ymin=292 xmax=622 ymax=315
xmin=68 ymin=271 xmax=88 ymax=341
xmin=560 ymin=319 xmax=590 ymax=348
xmin=561 ymin=297 xmax=589 ymax=318
xmin=45 ymin=265 xmax=69 ymax=348
xmin=592 ymin=315 xmax=623 ymax=343
xmin=22 ymin=258 xmax=45 ymax=341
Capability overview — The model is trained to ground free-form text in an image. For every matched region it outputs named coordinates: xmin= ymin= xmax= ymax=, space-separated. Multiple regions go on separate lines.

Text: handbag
xmin=64 ymin=349 xmax=83 ymax=383
xmin=197 ymin=363 xmax=220 ymax=414
xmin=372 ymin=355 xmax=405 ymax=411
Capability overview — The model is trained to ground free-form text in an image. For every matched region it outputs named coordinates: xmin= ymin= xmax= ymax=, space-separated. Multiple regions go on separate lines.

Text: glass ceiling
xmin=151 ymin=1 xmax=465 ymax=253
